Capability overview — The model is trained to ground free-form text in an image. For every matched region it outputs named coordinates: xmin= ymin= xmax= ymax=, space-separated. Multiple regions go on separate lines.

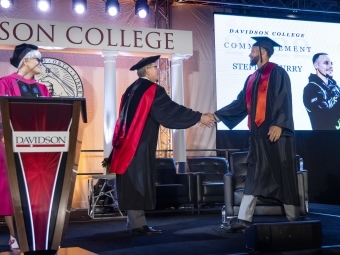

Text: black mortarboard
xmin=130 ymin=55 xmax=160 ymax=71
xmin=251 ymin=37 xmax=281 ymax=61
xmin=10 ymin=43 xmax=38 ymax=68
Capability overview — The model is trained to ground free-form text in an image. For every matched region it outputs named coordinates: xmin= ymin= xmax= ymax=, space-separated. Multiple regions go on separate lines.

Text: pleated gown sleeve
xmin=214 ymin=79 xmax=249 ymax=130
xmin=149 ymin=86 xmax=202 ymax=129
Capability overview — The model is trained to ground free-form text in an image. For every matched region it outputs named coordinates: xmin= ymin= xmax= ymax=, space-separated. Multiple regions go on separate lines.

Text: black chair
xmin=154 ymin=158 xmax=196 ymax=212
xmin=223 ymin=151 xmax=308 ymax=219
xmin=187 ymin=157 xmax=228 ymax=214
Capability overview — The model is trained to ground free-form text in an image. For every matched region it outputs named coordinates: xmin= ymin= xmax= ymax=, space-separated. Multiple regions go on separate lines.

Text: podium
xmin=0 ymin=97 xmax=93 ymax=255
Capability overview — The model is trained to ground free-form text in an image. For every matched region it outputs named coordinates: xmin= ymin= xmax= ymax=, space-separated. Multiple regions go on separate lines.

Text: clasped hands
xmin=199 ymin=113 xmax=216 ymax=128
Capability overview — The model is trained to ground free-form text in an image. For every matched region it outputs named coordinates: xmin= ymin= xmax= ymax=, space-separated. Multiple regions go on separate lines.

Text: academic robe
xmin=0 ymin=73 xmax=51 ymax=215
xmin=215 ymin=64 xmax=300 ymax=206
xmin=112 ymin=78 xmax=201 ymax=211
xmin=0 ymin=73 xmax=50 ymax=96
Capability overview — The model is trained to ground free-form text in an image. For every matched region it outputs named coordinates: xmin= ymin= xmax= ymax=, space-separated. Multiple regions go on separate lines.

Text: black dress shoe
xmin=130 ymin=225 xmax=162 ymax=235
xmin=221 ymin=219 xmax=252 ymax=233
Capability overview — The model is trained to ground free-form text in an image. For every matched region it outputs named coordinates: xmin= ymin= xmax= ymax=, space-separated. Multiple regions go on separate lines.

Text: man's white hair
xmin=18 ymin=50 xmax=42 ymax=69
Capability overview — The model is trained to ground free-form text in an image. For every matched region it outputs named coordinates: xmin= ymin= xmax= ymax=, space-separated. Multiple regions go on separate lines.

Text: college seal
xmin=36 ymin=57 xmax=84 ymax=97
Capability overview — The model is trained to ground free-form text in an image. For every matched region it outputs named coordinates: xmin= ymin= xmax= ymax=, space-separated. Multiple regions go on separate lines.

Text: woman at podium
xmin=0 ymin=43 xmax=50 ymax=251
xmin=0 ymin=43 xmax=50 ymax=97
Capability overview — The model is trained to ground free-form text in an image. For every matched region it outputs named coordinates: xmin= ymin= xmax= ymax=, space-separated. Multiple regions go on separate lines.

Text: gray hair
xmin=137 ymin=63 xmax=154 ymax=78
xmin=18 ymin=50 xmax=42 ymax=69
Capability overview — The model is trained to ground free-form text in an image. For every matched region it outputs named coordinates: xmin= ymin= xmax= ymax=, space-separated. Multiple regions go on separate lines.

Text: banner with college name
xmin=0 ymin=17 xmax=193 ymax=56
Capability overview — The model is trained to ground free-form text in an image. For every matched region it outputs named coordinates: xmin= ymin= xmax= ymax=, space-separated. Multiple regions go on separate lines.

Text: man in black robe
xmin=303 ymin=53 xmax=340 ymax=130
xmin=214 ymin=37 xmax=300 ymax=233
xmin=109 ymin=55 xmax=215 ymax=235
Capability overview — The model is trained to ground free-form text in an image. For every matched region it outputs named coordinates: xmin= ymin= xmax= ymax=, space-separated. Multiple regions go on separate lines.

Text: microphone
xmin=5 ymin=61 xmax=41 ymax=96
xmin=40 ymin=58 xmax=76 ymax=97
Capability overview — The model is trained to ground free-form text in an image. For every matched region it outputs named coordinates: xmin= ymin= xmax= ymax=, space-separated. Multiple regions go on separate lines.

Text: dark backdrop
xmin=216 ymin=130 xmax=340 ymax=205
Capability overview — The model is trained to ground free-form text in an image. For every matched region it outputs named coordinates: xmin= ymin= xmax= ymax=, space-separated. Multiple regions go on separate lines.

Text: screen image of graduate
xmin=303 ymin=53 xmax=340 ymax=130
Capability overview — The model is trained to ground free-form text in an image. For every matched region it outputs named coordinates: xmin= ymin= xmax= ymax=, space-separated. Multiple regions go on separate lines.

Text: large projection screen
xmin=214 ymin=14 xmax=340 ymax=130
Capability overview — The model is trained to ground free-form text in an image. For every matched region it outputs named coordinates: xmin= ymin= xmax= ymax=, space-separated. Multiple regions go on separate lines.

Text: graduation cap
xmin=251 ymin=37 xmax=281 ymax=62
xmin=10 ymin=43 xmax=38 ymax=68
xmin=130 ymin=55 xmax=160 ymax=71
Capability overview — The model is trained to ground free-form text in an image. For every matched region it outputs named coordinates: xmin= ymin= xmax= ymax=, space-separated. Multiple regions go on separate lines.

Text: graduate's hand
xmin=268 ymin=125 xmax=282 ymax=142
xmin=199 ymin=113 xmax=215 ymax=128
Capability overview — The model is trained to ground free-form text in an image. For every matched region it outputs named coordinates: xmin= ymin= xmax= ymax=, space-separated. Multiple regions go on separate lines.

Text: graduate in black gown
xmin=109 ymin=55 xmax=215 ymax=235
xmin=215 ymin=37 xmax=300 ymax=233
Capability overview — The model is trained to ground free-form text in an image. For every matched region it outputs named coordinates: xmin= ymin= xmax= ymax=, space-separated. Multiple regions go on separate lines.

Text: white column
xmin=171 ymin=54 xmax=187 ymax=173
xmin=102 ymin=50 xmax=119 ymax=159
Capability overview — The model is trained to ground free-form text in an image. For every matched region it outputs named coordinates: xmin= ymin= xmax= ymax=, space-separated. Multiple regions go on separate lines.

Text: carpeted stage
xmin=1 ymin=203 xmax=340 ymax=255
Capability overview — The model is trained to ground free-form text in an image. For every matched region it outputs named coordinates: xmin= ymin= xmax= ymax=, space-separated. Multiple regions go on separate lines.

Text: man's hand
xmin=199 ymin=113 xmax=215 ymax=128
xmin=268 ymin=125 xmax=282 ymax=142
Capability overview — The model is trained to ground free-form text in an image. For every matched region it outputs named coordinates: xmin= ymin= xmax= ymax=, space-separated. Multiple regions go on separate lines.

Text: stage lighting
xmin=135 ymin=0 xmax=149 ymax=18
xmin=72 ymin=0 xmax=87 ymax=14
xmin=106 ymin=0 xmax=120 ymax=16
xmin=0 ymin=0 xmax=13 ymax=8
xmin=37 ymin=0 xmax=51 ymax=11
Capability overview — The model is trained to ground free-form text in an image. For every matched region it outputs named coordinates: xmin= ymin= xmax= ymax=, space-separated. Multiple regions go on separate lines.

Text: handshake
xmin=199 ymin=113 xmax=217 ymax=128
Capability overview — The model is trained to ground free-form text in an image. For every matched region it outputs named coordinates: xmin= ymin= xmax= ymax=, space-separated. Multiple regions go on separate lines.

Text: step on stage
xmin=0 ymin=247 xmax=97 ymax=255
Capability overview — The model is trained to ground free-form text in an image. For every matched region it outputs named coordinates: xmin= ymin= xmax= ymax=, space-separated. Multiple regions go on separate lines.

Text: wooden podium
xmin=0 ymin=97 xmax=95 ymax=255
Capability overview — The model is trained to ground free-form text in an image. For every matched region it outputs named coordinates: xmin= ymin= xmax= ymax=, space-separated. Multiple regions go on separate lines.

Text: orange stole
xmin=245 ymin=62 xmax=277 ymax=129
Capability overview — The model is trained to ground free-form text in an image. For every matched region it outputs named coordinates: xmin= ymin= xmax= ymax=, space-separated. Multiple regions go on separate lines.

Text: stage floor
xmin=1 ymin=203 xmax=340 ymax=255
